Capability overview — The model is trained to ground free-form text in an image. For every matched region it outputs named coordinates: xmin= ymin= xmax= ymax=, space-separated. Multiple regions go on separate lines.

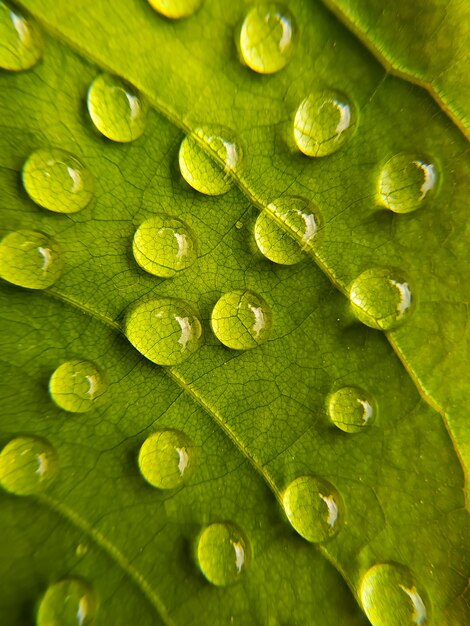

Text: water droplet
xmin=327 ymin=386 xmax=376 ymax=433
xmin=49 ymin=360 xmax=107 ymax=413
xmin=238 ymin=4 xmax=296 ymax=74
xmin=133 ymin=214 xmax=197 ymax=278
xmin=349 ymin=267 xmax=415 ymax=331
xmin=235 ymin=221 xmax=243 ymax=230
xmin=0 ymin=436 xmax=58 ymax=496
xmin=37 ymin=578 xmax=97 ymax=626
xmin=22 ymin=148 xmax=94 ymax=214
xmin=211 ymin=289 xmax=272 ymax=350
xmin=87 ymin=73 xmax=148 ymax=142
xmin=179 ymin=127 xmax=241 ymax=196
xmin=378 ymin=153 xmax=438 ymax=213
xmin=196 ymin=522 xmax=251 ymax=586
xmin=75 ymin=543 xmax=89 ymax=557
xmin=147 ymin=0 xmax=203 ymax=19
xmin=0 ymin=2 xmax=42 ymax=71
xmin=360 ymin=563 xmax=430 ymax=626
xmin=255 ymin=196 xmax=320 ymax=265
xmin=125 ymin=297 xmax=203 ymax=365
xmin=0 ymin=230 xmax=63 ymax=289
xmin=294 ymin=90 xmax=356 ymax=157
xmin=138 ymin=429 xmax=193 ymax=489
xmin=282 ymin=476 xmax=343 ymax=543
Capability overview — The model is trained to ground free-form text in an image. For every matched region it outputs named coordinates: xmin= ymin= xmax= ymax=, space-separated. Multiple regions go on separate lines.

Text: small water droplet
xmin=235 ymin=220 xmax=243 ymax=230
xmin=238 ymin=4 xmax=296 ymax=74
xmin=147 ymin=0 xmax=203 ymax=19
xmin=37 ymin=578 xmax=97 ymax=626
xmin=179 ymin=127 xmax=241 ymax=196
xmin=22 ymin=148 xmax=94 ymax=214
xmin=125 ymin=297 xmax=203 ymax=365
xmin=0 ymin=230 xmax=63 ymax=289
xmin=0 ymin=2 xmax=42 ymax=71
xmin=293 ymin=90 xmax=356 ymax=157
xmin=282 ymin=475 xmax=343 ymax=543
xmin=0 ymin=436 xmax=58 ymax=496
xmin=211 ymin=289 xmax=272 ymax=350
xmin=349 ymin=267 xmax=415 ymax=331
xmin=75 ymin=543 xmax=89 ymax=557
xmin=49 ymin=360 xmax=107 ymax=413
xmin=327 ymin=386 xmax=376 ymax=433
xmin=378 ymin=153 xmax=438 ymax=213
xmin=133 ymin=214 xmax=197 ymax=278
xmin=196 ymin=522 xmax=251 ymax=586
xmin=138 ymin=429 xmax=193 ymax=489
xmin=360 ymin=563 xmax=430 ymax=626
xmin=87 ymin=73 xmax=148 ymax=142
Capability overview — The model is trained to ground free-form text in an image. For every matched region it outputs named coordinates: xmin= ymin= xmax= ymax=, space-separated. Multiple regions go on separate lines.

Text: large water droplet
xmin=238 ymin=4 xmax=296 ymax=74
xmin=282 ymin=476 xmax=343 ymax=543
xmin=22 ymin=148 xmax=94 ymax=214
xmin=379 ymin=153 xmax=438 ymax=213
xmin=0 ymin=230 xmax=63 ymax=289
xmin=147 ymin=0 xmax=203 ymax=19
xmin=0 ymin=2 xmax=42 ymax=71
xmin=0 ymin=436 xmax=58 ymax=496
xmin=360 ymin=563 xmax=430 ymax=626
xmin=125 ymin=297 xmax=203 ymax=365
xmin=49 ymin=360 xmax=107 ymax=413
xmin=196 ymin=522 xmax=251 ymax=586
xmin=294 ymin=90 xmax=356 ymax=157
xmin=179 ymin=127 xmax=241 ymax=196
xmin=211 ymin=289 xmax=272 ymax=350
xmin=255 ymin=196 xmax=320 ymax=265
xmin=37 ymin=578 xmax=97 ymax=626
xmin=87 ymin=73 xmax=148 ymax=142
xmin=327 ymin=386 xmax=376 ymax=433
xmin=133 ymin=214 xmax=197 ymax=278
xmin=349 ymin=267 xmax=415 ymax=331
xmin=138 ymin=429 xmax=193 ymax=489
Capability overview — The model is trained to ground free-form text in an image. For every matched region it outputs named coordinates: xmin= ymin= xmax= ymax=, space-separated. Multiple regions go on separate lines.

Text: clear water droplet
xmin=235 ymin=220 xmax=243 ymax=230
xmin=0 ymin=436 xmax=58 ymax=496
xmin=179 ymin=127 xmax=241 ymax=196
xmin=49 ymin=360 xmax=107 ymax=413
xmin=138 ymin=429 xmax=193 ymax=489
xmin=379 ymin=153 xmax=438 ymax=213
xmin=211 ymin=289 xmax=272 ymax=350
xmin=133 ymin=214 xmax=197 ymax=278
xmin=360 ymin=563 xmax=430 ymax=626
xmin=327 ymin=386 xmax=376 ymax=433
xmin=294 ymin=90 xmax=356 ymax=157
xmin=22 ymin=148 xmax=94 ymax=214
xmin=75 ymin=543 xmax=89 ymax=557
xmin=37 ymin=578 xmax=97 ymax=626
xmin=147 ymin=0 xmax=203 ymax=19
xmin=255 ymin=196 xmax=320 ymax=265
xmin=0 ymin=2 xmax=42 ymax=71
xmin=125 ymin=297 xmax=203 ymax=365
xmin=239 ymin=4 xmax=296 ymax=74
xmin=282 ymin=475 xmax=343 ymax=543
xmin=0 ymin=230 xmax=63 ymax=289
xmin=196 ymin=522 xmax=251 ymax=586
xmin=87 ymin=73 xmax=148 ymax=142
xmin=349 ymin=267 xmax=415 ymax=331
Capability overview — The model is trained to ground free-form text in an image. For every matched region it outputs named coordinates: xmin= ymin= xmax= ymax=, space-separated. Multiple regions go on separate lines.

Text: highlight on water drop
xmin=138 ymin=429 xmax=194 ymax=489
xmin=37 ymin=578 xmax=97 ymax=626
xmin=196 ymin=522 xmax=251 ymax=586
xmin=378 ymin=153 xmax=438 ymax=213
xmin=327 ymin=386 xmax=376 ymax=433
xmin=147 ymin=0 xmax=204 ymax=19
xmin=49 ymin=359 xmax=107 ymax=413
xmin=0 ymin=436 xmax=58 ymax=496
xmin=0 ymin=1 xmax=42 ymax=71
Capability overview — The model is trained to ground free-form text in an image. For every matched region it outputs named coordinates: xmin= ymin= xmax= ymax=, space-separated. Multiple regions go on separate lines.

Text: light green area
xmin=0 ymin=1 xmax=42 ymax=71
xmin=196 ymin=522 xmax=251 ymax=586
xmin=138 ymin=429 xmax=194 ymax=489
xmin=147 ymin=0 xmax=203 ymax=20
xmin=49 ymin=359 xmax=107 ymax=413
xmin=37 ymin=578 xmax=96 ymax=626
xmin=0 ymin=436 xmax=58 ymax=496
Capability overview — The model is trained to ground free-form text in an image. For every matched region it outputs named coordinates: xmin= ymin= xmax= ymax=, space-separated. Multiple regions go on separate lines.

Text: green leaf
xmin=0 ymin=2 xmax=468 ymax=625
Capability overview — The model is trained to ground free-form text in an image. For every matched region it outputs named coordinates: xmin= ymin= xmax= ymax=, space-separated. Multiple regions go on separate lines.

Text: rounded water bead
xmin=147 ymin=0 xmax=203 ymax=19
xmin=0 ymin=2 xmax=42 ymax=71
xmin=328 ymin=386 xmax=376 ymax=433
xmin=125 ymin=297 xmax=203 ymax=365
xmin=37 ymin=578 xmax=97 ymax=626
xmin=0 ymin=436 xmax=58 ymax=496
xmin=87 ymin=73 xmax=148 ymax=142
xmin=239 ymin=4 xmax=296 ymax=74
xmin=49 ymin=360 xmax=107 ymax=413
xmin=133 ymin=215 xmax=197 ymax=278
xmin=349 ymin=267 xmax=415 ymax=331
xmin=360 ymin=563 xmax=430 ymax=626
xmin=282 ymin=476 xmax=343 ymax=543
xmin=379 ymin=153 xmax=438 ymax=213
xmin=211 ymin=289 xmax=272 ymax=350
xmin=0 ymin=230 xmax=63 ymax=289
xmin=196 ymin=522 xmax=251 ymax=586
xmin=138 ymin=429 xmax=193 ymax=489
xmin=294 ymin=90 xmax=356 ymax=157
xmin=22 ymin=148 xmax=94 ymax=214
